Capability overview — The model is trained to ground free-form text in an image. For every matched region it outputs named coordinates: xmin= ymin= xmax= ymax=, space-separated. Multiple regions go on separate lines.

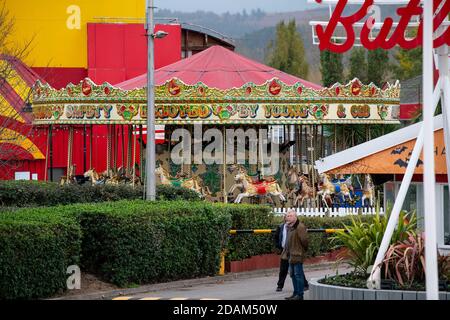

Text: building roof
xmin=116 ymin=45 xmax=322 ymax=90
xmin=315 ymin=115 xmax=444 ymax=174
xmin=180 ymin=22 xmax=235 ymax=48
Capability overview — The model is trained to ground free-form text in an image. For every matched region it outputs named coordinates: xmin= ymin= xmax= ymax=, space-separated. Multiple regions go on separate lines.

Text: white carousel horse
xmin=361 ymin=174 xmax=375 ymax=207
xmin=84 ymin=168 xmax=105 ymax=185
xmin=232 ymin=170 xmax=286 ymax=204
xmin=155 ymin=165 xmax=211 ymax=198
xmin=317 ymin=173 xmax=353 ymax=208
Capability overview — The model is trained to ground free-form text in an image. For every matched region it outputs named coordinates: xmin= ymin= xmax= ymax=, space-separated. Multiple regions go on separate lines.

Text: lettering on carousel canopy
xmin=66 ymin=105 xmax=112 ymax=119
xmin=264 ymin=105 xmax=309 ymax=118
xmin=315 ymin=0 xmax=450 ymax=53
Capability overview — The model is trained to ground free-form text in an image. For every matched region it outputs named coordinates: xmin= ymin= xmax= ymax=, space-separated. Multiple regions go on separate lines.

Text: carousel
xmin=31 ymin=46 xmax=400 ymax=207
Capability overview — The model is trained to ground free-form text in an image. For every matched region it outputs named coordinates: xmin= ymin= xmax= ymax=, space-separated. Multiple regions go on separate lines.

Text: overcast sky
xmin=154 ymin=0 xmax=315 ymax=14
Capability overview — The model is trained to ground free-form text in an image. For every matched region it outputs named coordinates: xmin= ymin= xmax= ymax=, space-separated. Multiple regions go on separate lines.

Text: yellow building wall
xmin=5 ymin=0 xmax=145 ymax=68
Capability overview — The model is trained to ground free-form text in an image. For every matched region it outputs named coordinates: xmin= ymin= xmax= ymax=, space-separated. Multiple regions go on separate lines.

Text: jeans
xmin=289 ymin=263 xmax=305 ymax=297
xmin=277 ymin=258 xmax=290 ymax=288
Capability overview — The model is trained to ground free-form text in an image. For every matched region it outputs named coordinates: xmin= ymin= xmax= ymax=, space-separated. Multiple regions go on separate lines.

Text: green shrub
xmin=0 ymin=210 xmax=81 ymax=299
xmin=3 ymin=201 xmax=231 ymax=289
xmin=0 ymin=181 xmax=200 ymax=207
xmin=72 ymin=201 xmax=231 ymax=286
xmin=330 ymin=210 xmax=417 ymax=274
xmin=220 ymin=204 xmax=275 ymax=261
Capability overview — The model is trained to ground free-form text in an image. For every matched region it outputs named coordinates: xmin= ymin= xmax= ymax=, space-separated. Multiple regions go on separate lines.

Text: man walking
xmin=282 ymin=209 xmax=309 ymax=300
xmin=274 ymin=214 xmax=309 ymax=292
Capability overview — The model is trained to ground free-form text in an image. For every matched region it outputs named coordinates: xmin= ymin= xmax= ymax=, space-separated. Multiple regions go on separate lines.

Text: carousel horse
xmin=361 ymin=174 xmax=375 ymax=207
xmin=60 ymin=165 xmax=76 ymax=185
xmin=337 ymin=174 xmax=354 ymax=195
xmin=84 ymin=168 xmax=106 ymax=185
xmin=286 ymin=167 xmax=302 ymax=202
xmin=228 ymin=165 xmax=276 ymax=201
xmin=232 ymin=170 xmax=286 ymax=204
xmin=286 ymin=167 xmax=315 ymax=207
xmin=155 ymin=165 xmax=210 ymax=198
xmin=294 ymin=175 xmax=316 ymax=207
xmin=317 ymin=173 xmax=353 ymax=208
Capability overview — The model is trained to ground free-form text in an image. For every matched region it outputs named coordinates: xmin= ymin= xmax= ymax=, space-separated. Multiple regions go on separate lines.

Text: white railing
xmin=273 ymin=207 xmax=384 ymax=217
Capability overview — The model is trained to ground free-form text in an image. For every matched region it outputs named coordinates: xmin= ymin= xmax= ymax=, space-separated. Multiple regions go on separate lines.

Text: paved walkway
xmin=57 ymin=262 xmax=352 ymax=300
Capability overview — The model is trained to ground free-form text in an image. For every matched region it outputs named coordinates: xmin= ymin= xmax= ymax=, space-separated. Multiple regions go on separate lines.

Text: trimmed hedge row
xmin=0 ymin=210 xmax=81 ymax=300
xmin=221 ymin=204 xmax=275 ymax=261
xmin=71 ymin=201 xmax=231 ymax=286
xmin=228 ymin=214 xmax=379 ymax=261
xmin=0 ymin=200 xmax=232 ymax=298
xmin=0 ymin=181 xmax=200 ymax=207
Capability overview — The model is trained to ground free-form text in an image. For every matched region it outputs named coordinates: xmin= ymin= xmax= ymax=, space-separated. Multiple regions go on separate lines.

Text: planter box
xmin=310 ymin=278 xmax=450 ymax=300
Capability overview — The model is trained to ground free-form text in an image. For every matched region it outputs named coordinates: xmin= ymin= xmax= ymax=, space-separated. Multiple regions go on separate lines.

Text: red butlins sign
xmin=315 ymin=0 xmax=450 ymax=53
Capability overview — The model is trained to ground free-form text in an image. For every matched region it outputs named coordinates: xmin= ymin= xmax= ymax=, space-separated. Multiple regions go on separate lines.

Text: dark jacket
xmin=273 ymin=223 xmax=286 ymax=250
xmin=281 ymin=219 xmax=309 ymax=264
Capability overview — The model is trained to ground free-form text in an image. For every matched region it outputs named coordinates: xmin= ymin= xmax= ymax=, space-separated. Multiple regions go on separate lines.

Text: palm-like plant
xmin=330 ymin=208 xmax=417 ymax=275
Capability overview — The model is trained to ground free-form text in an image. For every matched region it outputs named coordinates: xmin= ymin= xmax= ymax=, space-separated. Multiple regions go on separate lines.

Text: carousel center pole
xmin=223 ymin=125 xmax=227 ymax=203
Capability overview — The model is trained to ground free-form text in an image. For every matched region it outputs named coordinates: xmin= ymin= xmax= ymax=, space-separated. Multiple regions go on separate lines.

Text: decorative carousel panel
xmin=32 ymin=78 xmax=400 ymax=125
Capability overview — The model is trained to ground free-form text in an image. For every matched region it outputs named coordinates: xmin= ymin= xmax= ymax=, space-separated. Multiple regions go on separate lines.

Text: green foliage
xmin=297 ymin=215 xmax=377 ymax=258
xmin=222 ymin=204 xmax=275 ymax=261
xmin=330 ymin=210 xmax=417 ymax=275
xmin=348 ymin=48 xmax=368 ymax=83
xmin=320 ymin=48 xmax=344 ymax=86
xmin=324 ymin=123 xmax=401 ymax=150
xmin=0 ymin=181 xmax=200 ymax=207
xmin=227 ymin=211 xmax=378 ymax=261
xmin=72 ymin=201 xmax=231 ymax=286
xmin=266 ymin=20 xmax=309 ymax=79
xmin=391 ymin=29 xmax=422 ymax=81
xmin=0 ymin=200 xmax=234 ymax=294
xmin=367 ymin=48 xmax=390 ymax=86
xmin=0 ymin=210 xmax=81 ymax=299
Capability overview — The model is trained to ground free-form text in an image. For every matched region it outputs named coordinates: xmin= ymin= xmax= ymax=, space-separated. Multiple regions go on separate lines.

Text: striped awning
xmin=0 ymin=55 xmax=45 ymax=160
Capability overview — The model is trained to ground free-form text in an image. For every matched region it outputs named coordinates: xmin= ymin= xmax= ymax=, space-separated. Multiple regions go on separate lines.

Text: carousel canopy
xmin=0 ymin=55 xmax=45 ymax=160
xmin=116 ymin=45 xmax=322 ymax=90
xmin=31 ymin=47 xmax=401 ymax=126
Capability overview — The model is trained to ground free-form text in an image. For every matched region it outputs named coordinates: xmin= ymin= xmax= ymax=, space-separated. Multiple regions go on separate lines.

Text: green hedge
xmin=226 ymin=213 xmax=379 ymax=261
xmin=0 ymin=210 xmax=81 ymax=300
xmin=70 ymin=201 xmax=231 ymax=286
xmin=222 ymin=204 xmax=275 ymax=261
xmin=0 ymin=200 xmax=232 ymax=296
xmin=0 ymin=181 xmax=200 ymax=207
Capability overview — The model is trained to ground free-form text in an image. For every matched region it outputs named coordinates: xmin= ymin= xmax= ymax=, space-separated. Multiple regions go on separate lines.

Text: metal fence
xmin=273 ymin=207 xmax=384 ymax=217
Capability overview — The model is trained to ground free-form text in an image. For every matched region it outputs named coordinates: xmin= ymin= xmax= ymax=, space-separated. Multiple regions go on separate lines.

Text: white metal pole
xmin=423 ymin=0 xmax=439 ymax=300
xmin=438 ymin=45 xmax=450 ymax=226
xmin=145 ymin=0 xmax=156 ymax=201
xmin=368 ymin=78 xmax=442 ymax=290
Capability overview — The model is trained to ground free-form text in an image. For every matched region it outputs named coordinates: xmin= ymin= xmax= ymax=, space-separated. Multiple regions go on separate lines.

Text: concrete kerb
xmin=50 ymin=261 xmax=345 ymax=300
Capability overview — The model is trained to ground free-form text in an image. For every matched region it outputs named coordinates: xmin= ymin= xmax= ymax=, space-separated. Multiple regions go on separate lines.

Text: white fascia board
xmin=315 ymin=115 xmax=443 ymax=174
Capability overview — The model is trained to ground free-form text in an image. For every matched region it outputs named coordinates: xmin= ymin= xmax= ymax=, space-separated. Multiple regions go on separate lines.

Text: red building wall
xmin=87 ymin=23 xmax=181 ymax=85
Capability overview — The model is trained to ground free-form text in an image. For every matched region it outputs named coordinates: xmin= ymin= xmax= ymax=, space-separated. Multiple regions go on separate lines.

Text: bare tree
xmin=0 ymin=1 xmax=37 ymax=177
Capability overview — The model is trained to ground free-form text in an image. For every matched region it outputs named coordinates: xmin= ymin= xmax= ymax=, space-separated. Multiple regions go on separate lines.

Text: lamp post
xmin=145 ymin=0 xmax=167 ymax=201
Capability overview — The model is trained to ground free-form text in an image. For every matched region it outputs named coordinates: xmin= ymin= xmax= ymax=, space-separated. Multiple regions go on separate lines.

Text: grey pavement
xmin=109 ymin=264 xmax=352 ymax=301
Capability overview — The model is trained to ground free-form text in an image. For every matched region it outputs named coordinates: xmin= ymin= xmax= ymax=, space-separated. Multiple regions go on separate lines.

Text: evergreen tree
xmin=367 ymin=48 xmax=389 ymax=86
xmin=392 ymin=46 xmax=422 ymax=81
xmin=348 ymin=48 xmax=368 ymax=83
xmin=320 ymin=49 xmax=344 ymax=86
xmin=266 ymin=20 xmax=309 ymax=79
